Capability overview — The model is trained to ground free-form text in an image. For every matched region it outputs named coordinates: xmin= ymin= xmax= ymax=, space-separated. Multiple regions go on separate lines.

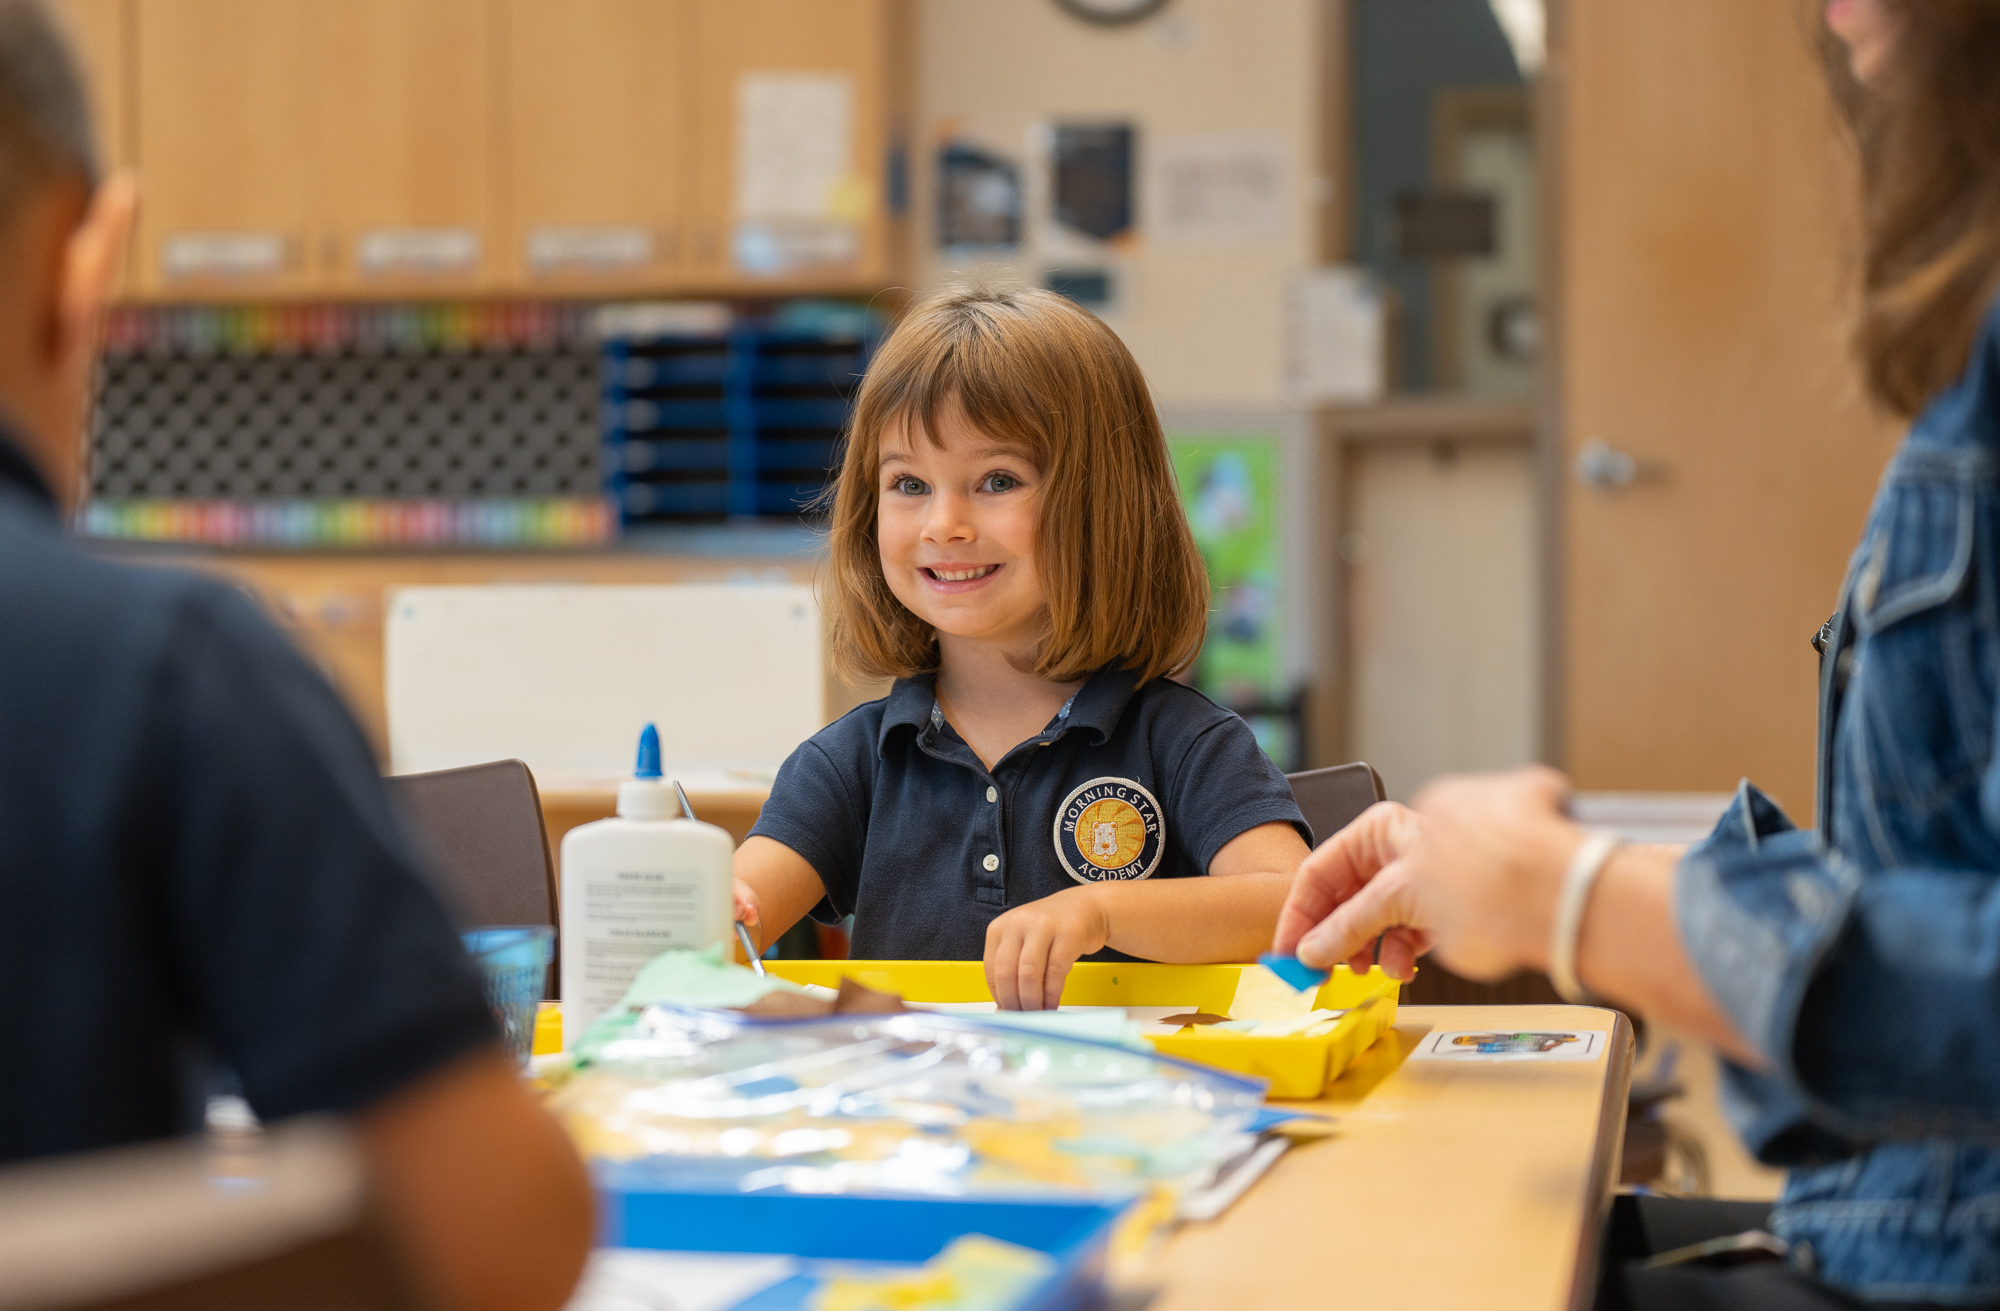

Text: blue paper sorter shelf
xmin=603 ymin=328 xmax=877 ymax=524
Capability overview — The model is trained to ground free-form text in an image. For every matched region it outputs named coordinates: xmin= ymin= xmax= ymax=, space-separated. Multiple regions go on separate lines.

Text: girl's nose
xmin=922 ymin=490 xmax=976 ymax=541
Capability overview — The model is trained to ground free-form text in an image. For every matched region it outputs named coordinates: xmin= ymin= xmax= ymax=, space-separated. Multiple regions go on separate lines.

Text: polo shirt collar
xmin=877 ymin=672 xmax=941 ymax=755
xmin=0 ymin=426 xmax=57 ymax=521
xmin=875 ymin=662 xmax=1144 ymax=757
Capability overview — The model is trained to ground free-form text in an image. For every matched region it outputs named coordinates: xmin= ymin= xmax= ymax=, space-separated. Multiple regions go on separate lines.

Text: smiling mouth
xmin=923 ymin=564 xmax=1000 ymax=582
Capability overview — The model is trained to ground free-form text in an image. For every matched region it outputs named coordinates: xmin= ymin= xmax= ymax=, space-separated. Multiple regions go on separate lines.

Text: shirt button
xmin=982 ymin=853 xmax=999 ymax=872
xmin=985 ymin=786 xmax=998 ymax=803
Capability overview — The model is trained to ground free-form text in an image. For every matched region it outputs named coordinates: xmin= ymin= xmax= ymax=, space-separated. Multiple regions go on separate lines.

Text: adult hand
xmin=1273 ymin=800 xmax=1433 ymax=979
xmin=983 ymin=886 xmax=1110 ymax=1011
xmin=1279 ymin=767 xmax=1588 ymax=983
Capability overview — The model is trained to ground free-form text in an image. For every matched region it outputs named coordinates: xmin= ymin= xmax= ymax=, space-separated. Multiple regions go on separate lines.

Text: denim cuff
xmin=1676 ymin=780 xmax=1863 ymax=1163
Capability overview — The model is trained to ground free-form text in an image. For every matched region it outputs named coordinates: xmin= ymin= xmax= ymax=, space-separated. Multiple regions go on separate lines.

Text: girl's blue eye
xmin=984 ymin=472 xmax=1019 ymax=493
xmin=892 ymin=475 xmax=926 ymax=496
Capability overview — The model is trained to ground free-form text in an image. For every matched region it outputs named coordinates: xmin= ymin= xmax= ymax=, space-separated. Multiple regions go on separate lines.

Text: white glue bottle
xmin=560 ymin=723 xmax=735 ymax=1044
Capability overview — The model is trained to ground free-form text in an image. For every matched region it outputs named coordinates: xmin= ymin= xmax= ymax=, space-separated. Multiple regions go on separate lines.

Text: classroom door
xmin=1555 ymin=0 xmax=1897 ymax=815
xmin=499 ymin=0 xmax=693 ymax=293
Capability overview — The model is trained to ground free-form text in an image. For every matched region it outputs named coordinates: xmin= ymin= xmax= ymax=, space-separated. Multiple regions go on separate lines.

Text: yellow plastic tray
xmin=763 ymin=961 xmax=1400 ymax=1100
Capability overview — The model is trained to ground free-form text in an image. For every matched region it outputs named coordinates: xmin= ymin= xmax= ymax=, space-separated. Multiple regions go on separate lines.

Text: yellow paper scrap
xmin=811 ymin=1235 xmax=1054 ymax=1311
xmin=1227 ymin=965 xmax=1320 ymax=1024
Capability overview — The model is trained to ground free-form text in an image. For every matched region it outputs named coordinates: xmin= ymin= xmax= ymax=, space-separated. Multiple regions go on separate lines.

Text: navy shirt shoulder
xmin=750 ymin=665 xmax=1308 ymax=960
xmin=0 ymin=446 xmax=495 ymax=1165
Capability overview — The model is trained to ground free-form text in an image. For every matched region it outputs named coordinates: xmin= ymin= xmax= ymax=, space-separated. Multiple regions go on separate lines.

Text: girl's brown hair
xmin=822 ymin=284 xmax=1209 ymax=685
xmin=1827 ymin=0 xmax=2000 ymax=415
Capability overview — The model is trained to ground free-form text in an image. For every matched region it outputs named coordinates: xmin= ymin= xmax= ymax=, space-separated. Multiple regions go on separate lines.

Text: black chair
xmin=1284 ymin=762 xmax=1386 ymax=842
xmin=386 ymin=759 xmax=559 ymax=995
xmin=0 ymin=1120 xmax=430 ymax=1311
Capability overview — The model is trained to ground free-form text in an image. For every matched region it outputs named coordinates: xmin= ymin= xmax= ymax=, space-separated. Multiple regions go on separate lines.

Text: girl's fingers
xmin=1014 ymin=930 xmax=1053 ymax=1011
xmin=1043 ymin=942 xmax=1079 ymax=1011
xmin=984 ymin=927 xmax=1016 ymax=1010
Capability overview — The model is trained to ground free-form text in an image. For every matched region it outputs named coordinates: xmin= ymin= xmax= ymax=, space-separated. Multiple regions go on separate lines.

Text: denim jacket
xmin=1677 ymin=298 xmax=2000 ymax=1303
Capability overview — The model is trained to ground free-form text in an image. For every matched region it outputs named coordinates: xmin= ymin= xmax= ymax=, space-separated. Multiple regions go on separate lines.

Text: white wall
xmin=914 ymin=0 xmax=1328 ymax=408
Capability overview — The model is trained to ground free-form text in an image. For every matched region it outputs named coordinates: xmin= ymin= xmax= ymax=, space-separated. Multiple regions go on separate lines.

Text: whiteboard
xmin=384 ymin=585 xmax=823 ymax=778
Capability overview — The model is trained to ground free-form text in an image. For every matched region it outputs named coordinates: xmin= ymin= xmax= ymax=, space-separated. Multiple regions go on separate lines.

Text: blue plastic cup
xmin=462 ymin=927 xmax=555 ymax=1065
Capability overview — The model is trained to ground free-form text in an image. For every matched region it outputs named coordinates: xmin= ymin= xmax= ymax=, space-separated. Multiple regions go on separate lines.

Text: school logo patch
xmin=1053 ymin=777 xmax=1165 ymax=883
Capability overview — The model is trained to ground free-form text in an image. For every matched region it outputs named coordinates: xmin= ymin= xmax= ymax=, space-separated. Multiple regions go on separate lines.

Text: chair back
xmin=0 ymin=1120 xmax=428 ymax=1311
xmin=1285 ymin=762 xmax=1385 ymax=845
xmin=387 ymin=759 xmax=558 ymax=934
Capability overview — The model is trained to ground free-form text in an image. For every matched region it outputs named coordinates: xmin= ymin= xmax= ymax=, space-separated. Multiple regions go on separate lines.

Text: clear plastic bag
xmin=551 ymin=1005 xmax=1267 ymax=1201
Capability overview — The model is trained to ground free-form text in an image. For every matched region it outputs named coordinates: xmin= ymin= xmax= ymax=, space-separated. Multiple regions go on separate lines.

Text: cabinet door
xmin=49 ymin=0 xmax=127 ymax=167
xmin=501 ymin=0 xmax=691 ymax=293
xmin=132 ymin=0 xmax=317 ymax=298
xmin=690 ymin=0 xmax=890 ymax=289
xmin=310 ymin=0 xmax=496 ymax=293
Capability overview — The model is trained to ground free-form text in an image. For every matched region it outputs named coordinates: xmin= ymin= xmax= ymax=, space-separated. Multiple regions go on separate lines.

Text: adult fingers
xmin=1273 ymin=802 xmax=1421 ymax=956
xmin=1377 ymin=927 xmax=1430 ymax=982
xmin=1296 ymin=861 xmax=1425 ymax=971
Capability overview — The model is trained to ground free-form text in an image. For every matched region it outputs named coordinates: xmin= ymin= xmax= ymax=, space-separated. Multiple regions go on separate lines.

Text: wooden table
xmin=1147 ymin=1004 xmax=1633 ymax=1311
xmin=535 ymin=774 xmax=772 ymax=852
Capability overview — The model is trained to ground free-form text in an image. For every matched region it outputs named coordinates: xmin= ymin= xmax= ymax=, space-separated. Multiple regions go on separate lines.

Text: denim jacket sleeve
xmin=1679 ymin=781 xmax=2000 ymax=1164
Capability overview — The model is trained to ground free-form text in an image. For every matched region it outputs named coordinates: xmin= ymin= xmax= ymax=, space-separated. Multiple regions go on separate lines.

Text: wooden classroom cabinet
xmin=500 ymin=0 xmax=693 ymax=293
xmin=130 ymin=0 xmax=321 ymax=299
xmin=688 ymin=0 xmax=898 ymax=291
xmin=311 ymin=0 xmax=499 ymax=295
xmin=50 ymin=0 xmax=129 ymax=168
xmin=91 ymin=0 xmax=901 ymax=300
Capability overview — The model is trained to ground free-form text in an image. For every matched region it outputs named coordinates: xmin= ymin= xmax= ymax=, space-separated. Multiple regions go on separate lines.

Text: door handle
xmin=1575 ymin=439 xmax=1642 ymax=490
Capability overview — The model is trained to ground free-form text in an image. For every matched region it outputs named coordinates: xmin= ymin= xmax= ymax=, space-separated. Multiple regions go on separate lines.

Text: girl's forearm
xmin=1086 ymin=871 xmax=1292 ymax=964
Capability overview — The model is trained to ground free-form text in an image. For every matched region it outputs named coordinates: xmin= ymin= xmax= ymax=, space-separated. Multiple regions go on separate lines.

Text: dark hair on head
xmin=0 ymin=0 xmax=95 ymax=212
xmin=820 ymin=282 xmax=1210 ymax=686
xmin=1823 ymin=0 xmax=2000 ymax=416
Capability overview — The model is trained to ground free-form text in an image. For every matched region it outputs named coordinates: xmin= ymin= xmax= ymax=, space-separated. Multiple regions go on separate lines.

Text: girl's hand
xmin=983 ymin=887 xmax=1111 ymax=1011
xmin=732 ymin=878 xmax=760 ymax=930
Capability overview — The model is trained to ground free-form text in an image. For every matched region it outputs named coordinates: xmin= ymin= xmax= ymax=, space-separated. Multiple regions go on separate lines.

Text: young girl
xmin=733 ymin=285 xmax=1311 ymax=1009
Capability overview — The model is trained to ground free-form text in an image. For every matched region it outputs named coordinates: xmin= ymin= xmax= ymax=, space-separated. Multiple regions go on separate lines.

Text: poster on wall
xmin=1169 ymin=433 xmax=1295 ymax=767
xmin=1147 ymin=133 xmax=1288 ymax=246
xmin=937 ymin=142 xmax=1023 ymax=250
xmin=1051 ymin=123 xmax=1135 ymax=242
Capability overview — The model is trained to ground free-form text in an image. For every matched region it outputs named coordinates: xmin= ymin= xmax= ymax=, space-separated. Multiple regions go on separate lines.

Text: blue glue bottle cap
xmin=618 ymin=723 xmax=674 ymax=819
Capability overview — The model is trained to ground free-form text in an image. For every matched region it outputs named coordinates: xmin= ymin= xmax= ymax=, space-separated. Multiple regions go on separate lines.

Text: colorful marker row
xmin=99 ymin=302 xmax=601 ymax=357
xmin=80 ymin=497 xmax=616 ymax=547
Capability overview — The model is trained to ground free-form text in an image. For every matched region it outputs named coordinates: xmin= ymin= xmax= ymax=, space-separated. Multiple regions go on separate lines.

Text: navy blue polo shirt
xmin=749 ymin=665 xmax=1311 ymax=960
xmin=0 ymin=431 xmax=496 ymax=1165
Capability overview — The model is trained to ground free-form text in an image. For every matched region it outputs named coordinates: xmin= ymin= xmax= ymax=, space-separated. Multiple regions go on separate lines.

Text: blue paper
xmin=1256 ymin=953 xmax=1328 ymax=993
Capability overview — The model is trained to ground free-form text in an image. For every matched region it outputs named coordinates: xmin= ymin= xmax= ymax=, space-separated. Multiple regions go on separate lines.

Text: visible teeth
xmin=932 ymin=565 xmax=996 ymax=582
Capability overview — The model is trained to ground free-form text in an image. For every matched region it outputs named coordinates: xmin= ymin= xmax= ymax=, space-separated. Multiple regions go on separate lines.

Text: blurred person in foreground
xmin=0 ymin=3 xmax=592 ymax=1307
xmin=1275 ymin=2 xmax=2000 ymax=1308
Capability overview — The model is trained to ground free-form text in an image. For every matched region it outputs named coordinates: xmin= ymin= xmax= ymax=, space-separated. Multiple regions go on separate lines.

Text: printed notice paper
xmin=1410 ymin=1029 xmax=1606 ymax=1062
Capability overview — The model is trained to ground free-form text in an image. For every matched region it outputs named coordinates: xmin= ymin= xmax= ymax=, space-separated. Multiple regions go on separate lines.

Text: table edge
xmin=1566 ymin=1009 xmax=1635 ymax=1311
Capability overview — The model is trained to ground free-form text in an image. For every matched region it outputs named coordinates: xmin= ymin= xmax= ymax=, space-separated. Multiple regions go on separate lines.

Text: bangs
xmin=820 ymin=283 xmax=1210 ymax=687
xmin=856 ymin=301 xmax=1060 ymax=466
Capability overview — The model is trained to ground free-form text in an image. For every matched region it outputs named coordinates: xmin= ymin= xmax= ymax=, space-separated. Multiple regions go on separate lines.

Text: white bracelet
xmin=1548 ymin=831 xmax=1620 ymax=1005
